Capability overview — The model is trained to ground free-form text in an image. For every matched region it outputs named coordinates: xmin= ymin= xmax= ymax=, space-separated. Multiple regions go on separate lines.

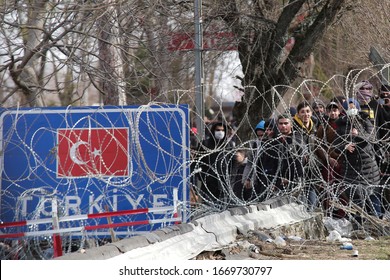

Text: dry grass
xmin=196 ymin=236 xmax=390 ymax=260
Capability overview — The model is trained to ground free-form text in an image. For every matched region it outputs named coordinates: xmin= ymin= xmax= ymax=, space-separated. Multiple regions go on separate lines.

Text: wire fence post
xmin=51 ymin=199 xmax=63 ymax=257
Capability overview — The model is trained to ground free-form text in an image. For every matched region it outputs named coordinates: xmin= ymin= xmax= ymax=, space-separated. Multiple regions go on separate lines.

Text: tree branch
xmin=277 ymin=0 xmax=347 ymax=86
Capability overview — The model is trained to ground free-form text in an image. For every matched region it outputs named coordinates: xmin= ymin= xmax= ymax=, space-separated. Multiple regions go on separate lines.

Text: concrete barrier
xmin=55 ymin=196 xmax=325 ymax=260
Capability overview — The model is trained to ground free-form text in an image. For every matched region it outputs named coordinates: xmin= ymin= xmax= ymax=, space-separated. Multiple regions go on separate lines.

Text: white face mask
xmin=347 ymin=108 xmax=359 ymax=116
xmin=214 ymin=130 xmax=225 ymax=140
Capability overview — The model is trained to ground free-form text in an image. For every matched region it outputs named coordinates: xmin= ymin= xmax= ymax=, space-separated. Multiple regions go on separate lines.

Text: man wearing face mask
xmin=338 ymin=98 xmax=374 ymax=137
xmin=195 ymin=122 xmax=234 ymax=208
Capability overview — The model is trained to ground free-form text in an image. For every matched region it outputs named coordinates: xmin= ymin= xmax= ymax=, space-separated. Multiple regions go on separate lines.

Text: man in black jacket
xmin=264 ymin=115 xmax=305 ymax=196
xmin=333 ymin=123 xmax=382 ymax=219
xmin=375 ymin=84 xmax=390 ymax=214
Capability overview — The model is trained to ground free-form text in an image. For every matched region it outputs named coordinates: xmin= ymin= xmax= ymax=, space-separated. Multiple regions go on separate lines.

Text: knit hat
xmin=255 ymin=120 xmax=266 ymax=132
xmin=312 ymin=99 xmax=325 ymax=109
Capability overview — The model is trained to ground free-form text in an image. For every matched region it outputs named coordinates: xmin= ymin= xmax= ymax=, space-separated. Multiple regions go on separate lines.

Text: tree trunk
xmin=226 ymin=0 xmax=346 ymax=142
xmin=97 ymin=7 xmax=119 ymax=105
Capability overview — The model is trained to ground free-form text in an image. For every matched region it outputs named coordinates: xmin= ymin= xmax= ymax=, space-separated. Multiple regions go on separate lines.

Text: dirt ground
xmin=195 ymin=235 xmax=390 ymax=260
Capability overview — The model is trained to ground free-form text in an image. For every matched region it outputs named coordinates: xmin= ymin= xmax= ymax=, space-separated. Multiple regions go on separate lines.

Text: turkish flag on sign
xmin=57 ymin=128 xmax=129 ymax=177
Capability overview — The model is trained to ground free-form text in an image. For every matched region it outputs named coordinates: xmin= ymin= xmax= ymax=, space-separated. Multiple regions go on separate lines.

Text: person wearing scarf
xmin=355 ymin=80 xmax=377 ymax=124
xmin=293 ymin=101 xmax=335 ymax=211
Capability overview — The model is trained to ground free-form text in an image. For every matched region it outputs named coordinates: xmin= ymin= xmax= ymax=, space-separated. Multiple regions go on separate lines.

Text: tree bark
xmin=222 ymin=0 xmax=347 ymax=143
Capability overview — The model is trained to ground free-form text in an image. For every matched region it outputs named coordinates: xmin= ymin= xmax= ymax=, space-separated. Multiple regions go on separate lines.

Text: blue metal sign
xmin=0 ymin=105 xmax=190 ymax=238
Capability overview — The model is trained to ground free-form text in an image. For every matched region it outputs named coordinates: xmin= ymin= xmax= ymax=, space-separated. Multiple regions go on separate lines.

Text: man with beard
xmin=263 ymin=115 xmax=305 ymax=197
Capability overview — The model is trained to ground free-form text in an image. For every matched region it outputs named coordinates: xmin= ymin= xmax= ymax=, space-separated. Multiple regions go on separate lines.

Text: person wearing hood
xmin=354 ymin=80 xmax=377 ymax=124
xmin=195 ymin=121 xmax=234 ymax=207
xmin=333 ymin=123 xmax=382 ymax=221
xmin=240 ymin=119 xmax=275 ymax=202
xmin=337 ymin=98 xmax=374 ymax=137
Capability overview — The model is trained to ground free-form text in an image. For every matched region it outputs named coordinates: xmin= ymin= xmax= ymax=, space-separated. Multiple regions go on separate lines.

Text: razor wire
xmin=1 ymin=67 xmax=390 ymax=259
xmin=0 ymin=105 xmax=188 ymax=259
xmin=190 ymin=65 xmax=390 ymax=236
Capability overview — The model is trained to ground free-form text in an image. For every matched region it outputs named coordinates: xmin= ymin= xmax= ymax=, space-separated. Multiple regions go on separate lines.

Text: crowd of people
xmin=190 ymin=80 xmax=390 ymax=227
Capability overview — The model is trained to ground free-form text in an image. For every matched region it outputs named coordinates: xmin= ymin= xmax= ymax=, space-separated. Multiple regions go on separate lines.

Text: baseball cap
xmin=326 ymin=101 xmax=339 ymax=109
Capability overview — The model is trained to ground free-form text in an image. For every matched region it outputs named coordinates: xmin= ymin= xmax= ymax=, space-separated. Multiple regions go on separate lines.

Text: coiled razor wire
xmin=1 ymin=67 xmax=390 ymax=259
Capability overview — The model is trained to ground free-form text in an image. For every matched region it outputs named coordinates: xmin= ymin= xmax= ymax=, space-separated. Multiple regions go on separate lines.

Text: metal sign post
xmin=194 ymin=0 xmax=205 ymax=141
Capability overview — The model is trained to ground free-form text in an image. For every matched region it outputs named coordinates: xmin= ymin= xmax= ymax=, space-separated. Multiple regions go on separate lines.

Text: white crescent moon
xmin=69 ymin=141 xmax=89 ymax=165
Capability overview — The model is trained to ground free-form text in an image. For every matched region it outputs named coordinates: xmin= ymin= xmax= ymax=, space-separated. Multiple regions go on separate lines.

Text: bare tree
xmin=96 ymin=3 xmax=120 ymax=105
xmin=1 ymin=1 xmax=101 ymax=106
xmin=315 ymin=0 xmax=389 ymax=90
xmin=1 ymin=0 xmax=388 ymax=126
xmin=197 ymin=0 xmax=347 ymax=141
xmin=0 ymin=1 xmax=196 ymax=107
